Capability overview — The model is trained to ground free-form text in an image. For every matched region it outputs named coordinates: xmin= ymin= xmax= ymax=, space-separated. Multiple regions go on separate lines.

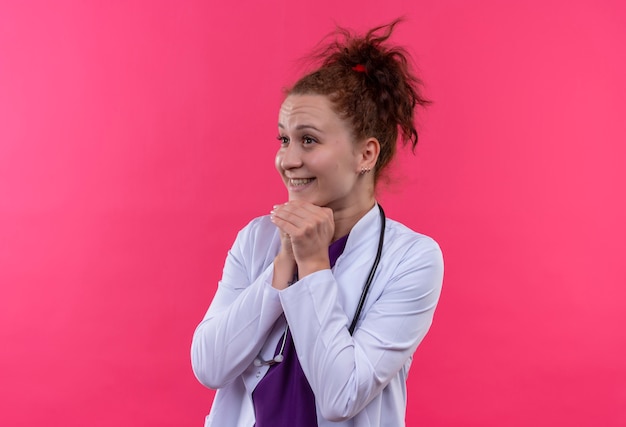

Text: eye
xmin=276 ymin=135 xmax=289 ymax=145
xmin=302 ymin=135 xmax=317 ymax=145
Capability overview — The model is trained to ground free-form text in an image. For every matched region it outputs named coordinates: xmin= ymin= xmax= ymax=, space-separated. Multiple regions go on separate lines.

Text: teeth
xmin=290 ymin=178 xmax=313 ymax=186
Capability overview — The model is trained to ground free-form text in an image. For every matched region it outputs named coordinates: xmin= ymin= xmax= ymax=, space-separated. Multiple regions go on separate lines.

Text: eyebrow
xmin=277 ymin=123 xmax=324 ymax=133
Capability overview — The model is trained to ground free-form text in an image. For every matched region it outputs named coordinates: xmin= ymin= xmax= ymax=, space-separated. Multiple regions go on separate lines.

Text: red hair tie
xmin=352 ymin=64 xmax=367 ymax=73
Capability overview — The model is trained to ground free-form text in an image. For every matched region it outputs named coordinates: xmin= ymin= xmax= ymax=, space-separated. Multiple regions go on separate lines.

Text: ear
xmin=358 ymin=137 xmax=380 ymax=172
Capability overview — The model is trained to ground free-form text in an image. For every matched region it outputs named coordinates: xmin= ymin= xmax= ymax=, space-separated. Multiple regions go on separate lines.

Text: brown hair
xmin=287 ymin=18 xmax=430 ymax=181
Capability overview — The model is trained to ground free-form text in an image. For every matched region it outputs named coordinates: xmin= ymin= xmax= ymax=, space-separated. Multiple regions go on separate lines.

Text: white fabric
xmin=191 ymin=204 xmax=444 ymax=426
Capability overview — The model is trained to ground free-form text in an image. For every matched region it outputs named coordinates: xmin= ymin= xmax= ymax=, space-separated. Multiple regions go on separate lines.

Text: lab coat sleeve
xmin=191 ymin=219 xmax=284 ymax=389
xmin=279 ymin=236 xmax=444 ymax=422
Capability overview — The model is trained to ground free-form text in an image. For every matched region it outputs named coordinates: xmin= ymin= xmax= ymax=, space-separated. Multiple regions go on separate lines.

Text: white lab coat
xmin=191 ymin=204 xmax=444 ymax=426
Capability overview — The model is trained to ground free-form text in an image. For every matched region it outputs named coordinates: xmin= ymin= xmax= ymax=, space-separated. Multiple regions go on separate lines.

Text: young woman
xmin=191 ymin=20 xmax=444 ymax=427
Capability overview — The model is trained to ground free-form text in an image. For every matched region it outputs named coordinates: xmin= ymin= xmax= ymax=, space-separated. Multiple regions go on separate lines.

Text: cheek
xmin=274 ymin=151 xmax=283 ymax=173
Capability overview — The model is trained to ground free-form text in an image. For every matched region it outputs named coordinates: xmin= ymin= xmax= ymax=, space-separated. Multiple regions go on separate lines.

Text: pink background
xmin=1 ymin=1 xmax=625 ymax=426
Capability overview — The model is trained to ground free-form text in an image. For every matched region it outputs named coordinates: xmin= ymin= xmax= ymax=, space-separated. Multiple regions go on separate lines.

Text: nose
xmin=279 ymin=143 xmax=302 ymax=170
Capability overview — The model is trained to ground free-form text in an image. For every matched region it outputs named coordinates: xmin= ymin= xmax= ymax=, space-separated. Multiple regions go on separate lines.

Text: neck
xmin=331 ymin=198 xmax=376 ymax=242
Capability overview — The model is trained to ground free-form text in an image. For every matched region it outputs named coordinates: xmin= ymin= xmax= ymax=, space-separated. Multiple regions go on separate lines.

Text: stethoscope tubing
xmin=348 ymin=204 xmax=385 ymax=335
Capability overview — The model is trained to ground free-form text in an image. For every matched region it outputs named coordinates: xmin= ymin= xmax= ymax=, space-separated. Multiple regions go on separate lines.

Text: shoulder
xmin=384 ymin=218 xmax=444 ymax=268
xmin=236 ymin=215 xmax=276 ymax=242
xmin=231 ymin=215 xmax=280 ymax=259
xmin=385 ymin=218 xmax=441 ymax=253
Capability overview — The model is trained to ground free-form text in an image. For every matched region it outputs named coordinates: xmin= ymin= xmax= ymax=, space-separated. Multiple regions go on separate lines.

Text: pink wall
xmin=1 ymin=1 xmax=625 ymax=426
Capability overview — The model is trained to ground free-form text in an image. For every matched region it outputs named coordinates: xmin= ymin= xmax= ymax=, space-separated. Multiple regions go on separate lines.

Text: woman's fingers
xmin=270 ymin=201 xmax=335 ymax=275
xmin=271 ymin=201 xmax=333 ymax=240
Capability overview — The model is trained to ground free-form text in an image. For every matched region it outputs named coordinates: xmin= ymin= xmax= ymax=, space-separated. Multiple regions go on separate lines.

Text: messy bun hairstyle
xmin=288 ymin=18 xmax=430 ymax=182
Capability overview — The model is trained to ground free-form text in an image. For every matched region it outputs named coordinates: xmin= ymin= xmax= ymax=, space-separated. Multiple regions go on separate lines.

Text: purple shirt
xmin=252 ymin=235 xmax=349 ymax=426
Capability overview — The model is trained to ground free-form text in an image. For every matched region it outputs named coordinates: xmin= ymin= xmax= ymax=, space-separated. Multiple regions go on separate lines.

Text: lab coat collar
xmin=342 ymin=202 xmax=383 ymax=256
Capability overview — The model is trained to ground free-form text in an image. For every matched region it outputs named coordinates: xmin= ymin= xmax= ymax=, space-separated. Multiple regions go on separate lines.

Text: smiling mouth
xmin=288 ymin=178 xmax=315 ymax=186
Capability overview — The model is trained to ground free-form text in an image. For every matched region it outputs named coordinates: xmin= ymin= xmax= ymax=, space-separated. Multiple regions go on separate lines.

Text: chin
xmin=288 ymin=193 xmax=324 ymax=206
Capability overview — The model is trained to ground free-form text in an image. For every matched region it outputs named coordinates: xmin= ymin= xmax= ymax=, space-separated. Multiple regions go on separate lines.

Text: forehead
xmin=278 ymin=94 xmax=345 ymax=129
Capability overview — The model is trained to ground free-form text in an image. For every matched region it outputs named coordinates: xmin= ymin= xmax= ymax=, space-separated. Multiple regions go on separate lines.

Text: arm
xmin=280 ymin=237 xmax=444 ymax=421
xmin=191 ymin=219 xmax=284 ymax=389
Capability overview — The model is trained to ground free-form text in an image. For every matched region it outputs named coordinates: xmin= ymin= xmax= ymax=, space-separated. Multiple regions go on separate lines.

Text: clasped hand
xmin=270 ymin=200 xmax=335 ymax=282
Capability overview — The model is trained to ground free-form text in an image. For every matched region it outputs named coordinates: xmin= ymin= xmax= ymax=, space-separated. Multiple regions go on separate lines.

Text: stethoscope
xmin=254 ymin=204 xmax=386 ymax=367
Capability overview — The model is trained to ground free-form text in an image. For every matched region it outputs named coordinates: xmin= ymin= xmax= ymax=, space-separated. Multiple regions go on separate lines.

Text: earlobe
xmin=359 ymin=137 xmax=380 ymax=172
